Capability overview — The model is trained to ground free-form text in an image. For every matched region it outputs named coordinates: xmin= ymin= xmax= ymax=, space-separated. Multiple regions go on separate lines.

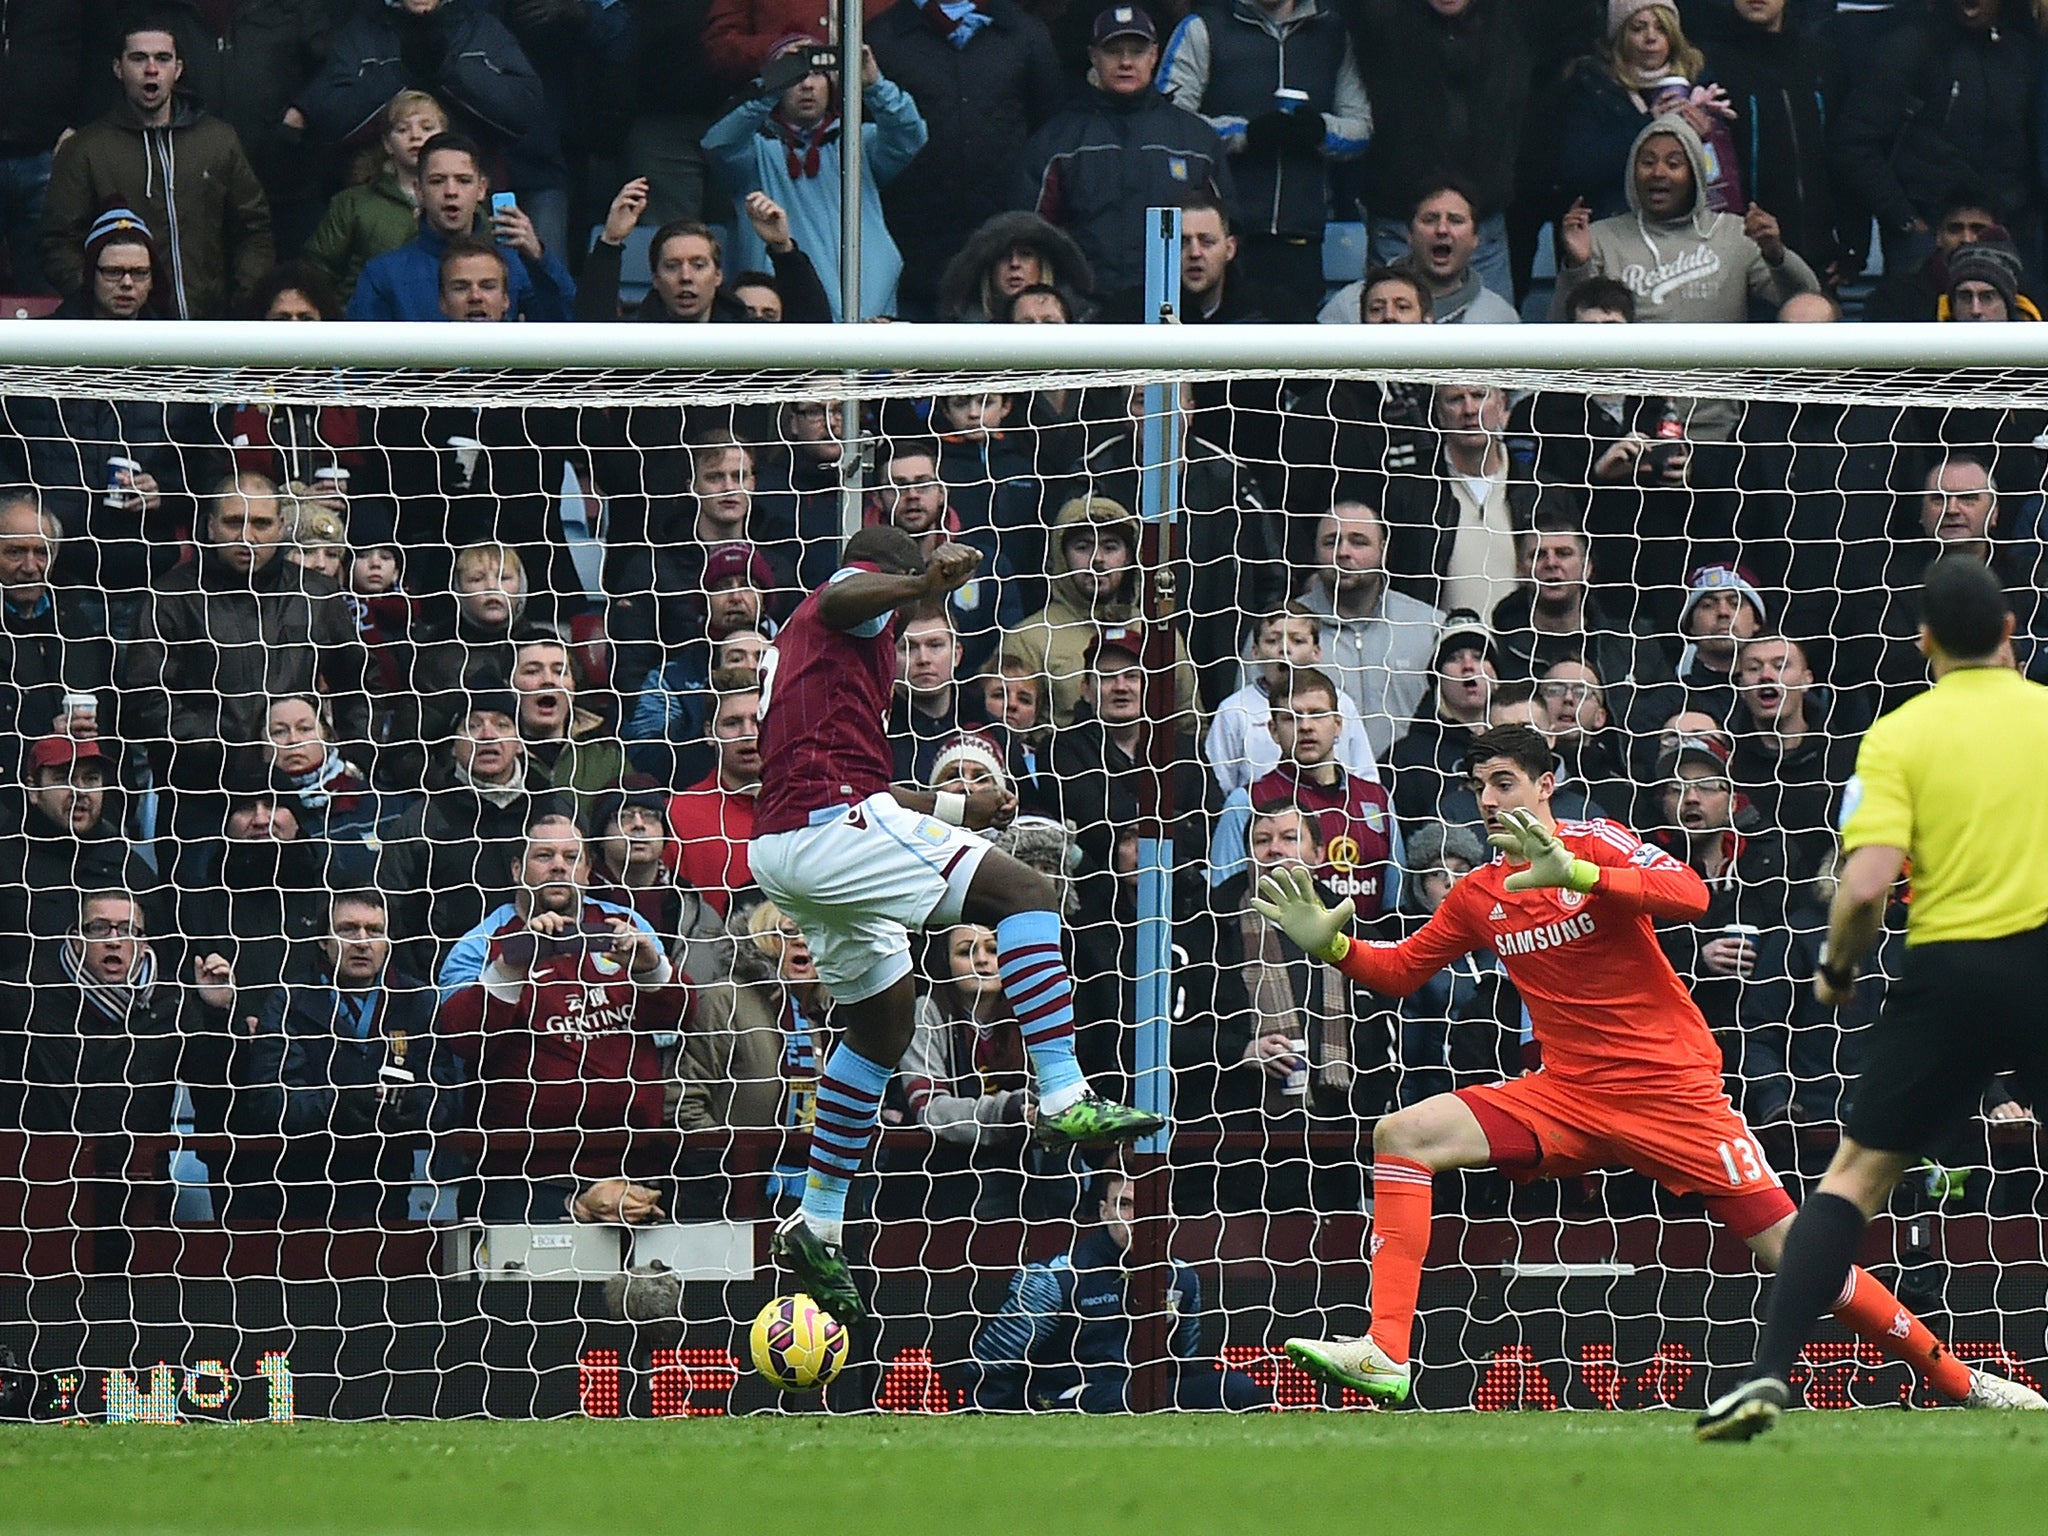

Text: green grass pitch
xmin=4 ymin=1413 xmax=2048 ymax=1535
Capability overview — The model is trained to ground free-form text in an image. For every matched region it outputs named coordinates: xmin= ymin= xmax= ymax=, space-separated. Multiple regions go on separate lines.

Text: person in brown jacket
xmin=39 ymin=20 xmax=273 ymax=319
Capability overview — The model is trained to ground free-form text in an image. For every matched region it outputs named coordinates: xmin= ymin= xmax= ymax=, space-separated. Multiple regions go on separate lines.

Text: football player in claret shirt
xmin=749 ymin=525 xmax=1163 ymax=1324
xmin=1253 ymin=724 xmax=2032 ymax=1410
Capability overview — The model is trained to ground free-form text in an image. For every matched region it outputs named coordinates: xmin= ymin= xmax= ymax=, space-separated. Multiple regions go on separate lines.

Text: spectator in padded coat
xmin=229 ymin=887 xmax=461 ymax=1224
xmin=120 ymin=472 xmax=371 ymax=798
xmin=703 ymin=39 xmax=928 ymax=320
xmin=14 ymin=891 xmax=183 ymax=1141
xmin=677 ymin=900 xmax=828 ymax=1155
xmin=1832 ymin=0 xmax=2037 ymax=279
xmin=1161 ymin=0 xmax=1372 ymax=311
xmin=1550 ymin=0 xmax=1718 ymax=224
xmin=148 ymin=0 xmax=333 ymax=253
xmin=0 ymin=497 xmax=116 ymax=795
xmin=40 ymin=21 xmax=273 ymax=319
xmin=1699 ymin=0 xmax=1851 ymax=285
xmin=867 ymin=0 xmax=1068 ymax=319
xmin=301 ymin=89 xmax=446 ymax=308
xmin=1342 ymin=0 xmax=1533 ymax=304
xmin=934 ymin=209 xmax=1094 ymax=322
xmin=0 ymin=737 xmax=164 ymax=981
xmin=376 ymin=691 xmax=568 ymax=978
xmin=1011 ymin=7 xmax=1232 ymax=298
xmin=299 ymin=0 xmax=549 ymax=215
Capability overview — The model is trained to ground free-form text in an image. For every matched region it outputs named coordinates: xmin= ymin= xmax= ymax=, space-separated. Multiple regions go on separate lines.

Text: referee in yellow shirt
xmin=1700 ymin=556 xmax=2048 ymax=1440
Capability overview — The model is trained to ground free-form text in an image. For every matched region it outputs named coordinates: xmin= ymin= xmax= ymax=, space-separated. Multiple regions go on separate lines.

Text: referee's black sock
xmin=1753 ymin=1192 xmax=1870 ymax=1383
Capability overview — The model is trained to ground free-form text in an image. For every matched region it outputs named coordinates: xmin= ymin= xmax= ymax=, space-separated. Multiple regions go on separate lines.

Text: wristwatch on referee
xmin=1815 ymin=948 xmax=1860 ymax=991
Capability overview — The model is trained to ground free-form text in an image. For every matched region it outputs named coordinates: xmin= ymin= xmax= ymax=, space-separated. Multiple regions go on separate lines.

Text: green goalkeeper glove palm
xmin=1249 ymin=864 xmax=1355 ymax=963
xmin=1488 ymin=808 xmax=1600 ymax=895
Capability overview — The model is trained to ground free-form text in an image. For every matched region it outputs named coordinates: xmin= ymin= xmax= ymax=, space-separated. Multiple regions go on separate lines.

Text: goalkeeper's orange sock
xmin=1830 ymin=1264 xmax=1975 ymax=1401
xmin=1366 ymin=1155 xmax=1436 ymax=1366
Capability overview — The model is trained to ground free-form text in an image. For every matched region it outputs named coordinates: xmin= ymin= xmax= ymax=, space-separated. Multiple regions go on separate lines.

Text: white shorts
xmin=749 ymin=792 xmax=993 ymax=1003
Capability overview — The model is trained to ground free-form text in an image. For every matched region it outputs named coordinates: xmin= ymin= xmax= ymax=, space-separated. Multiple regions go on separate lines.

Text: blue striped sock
xmin=996 ymin=909 xmax=1086 ymax=1106
xmin=801 ymin=1044 xmax=894 ymax=1237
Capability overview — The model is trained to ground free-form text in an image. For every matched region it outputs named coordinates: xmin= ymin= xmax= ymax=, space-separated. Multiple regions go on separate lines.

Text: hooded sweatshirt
xmin=1551 ymin=115 xmax=1818 ymax=324
xmin=999 ymin=494 xmax=1198 ymax=727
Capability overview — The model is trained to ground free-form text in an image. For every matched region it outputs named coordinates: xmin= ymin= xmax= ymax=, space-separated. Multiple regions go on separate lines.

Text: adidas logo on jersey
xmin=1488 ymin=903 xmax=1506 ymax=921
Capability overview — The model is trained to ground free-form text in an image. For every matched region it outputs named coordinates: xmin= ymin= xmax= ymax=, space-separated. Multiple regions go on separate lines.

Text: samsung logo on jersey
xmin=1494 ymin=913 xmax=1597 ymax=956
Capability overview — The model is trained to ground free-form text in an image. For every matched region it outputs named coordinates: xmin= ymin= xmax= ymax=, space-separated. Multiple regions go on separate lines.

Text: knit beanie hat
xmin=1946 ymin=235 xmax=2025 ymax=314
xmin=930 ymin=731 xmax=1008 ymax=794
xmin=1609 ymin=0 xmax=1664 ymax=40
xmin=84 ymin=204 xmax=158 ymax=276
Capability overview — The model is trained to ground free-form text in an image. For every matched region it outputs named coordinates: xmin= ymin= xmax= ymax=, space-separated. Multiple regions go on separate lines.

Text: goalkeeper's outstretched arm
xmin=1250 ymin=865 xmax=1479 ymax=997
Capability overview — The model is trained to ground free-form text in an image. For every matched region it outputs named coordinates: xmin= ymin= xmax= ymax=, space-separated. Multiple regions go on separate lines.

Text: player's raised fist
xmin=922 ymin=542 xmax=983 ymax=595
xmin=965 ymin=784 xmax=1017 ymax=831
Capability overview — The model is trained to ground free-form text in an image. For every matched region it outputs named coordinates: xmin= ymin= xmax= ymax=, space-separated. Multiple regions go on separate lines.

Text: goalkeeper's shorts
xmin=1455 ymin=1069 xmax=1795 ymax=1239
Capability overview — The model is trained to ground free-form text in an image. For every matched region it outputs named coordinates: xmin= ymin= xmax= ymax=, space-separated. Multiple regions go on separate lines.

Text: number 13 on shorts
xmin=1716 ymin=1136 xmax=1766 ymax=1186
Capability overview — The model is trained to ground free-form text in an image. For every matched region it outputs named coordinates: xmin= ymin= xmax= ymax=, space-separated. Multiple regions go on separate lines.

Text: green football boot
xmin=770 ymin=1213 xmax=866 ymax=1325
xmin=1032 ymin=1091 xmax=1166 ymax=1150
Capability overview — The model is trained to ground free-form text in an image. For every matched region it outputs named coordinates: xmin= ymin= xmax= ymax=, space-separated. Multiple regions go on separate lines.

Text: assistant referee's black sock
xmin=1753 ymin=1192 xmax=1870 ymax=1383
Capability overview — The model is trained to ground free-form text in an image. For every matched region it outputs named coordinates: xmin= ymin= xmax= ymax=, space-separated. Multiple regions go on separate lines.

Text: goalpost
xmin=0 ymin=319 xmax=2043 ymax=1420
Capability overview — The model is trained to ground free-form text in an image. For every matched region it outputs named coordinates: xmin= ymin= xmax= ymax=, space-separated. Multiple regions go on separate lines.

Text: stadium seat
xmin=1322 ymin=221 xmax=1367 ymax=286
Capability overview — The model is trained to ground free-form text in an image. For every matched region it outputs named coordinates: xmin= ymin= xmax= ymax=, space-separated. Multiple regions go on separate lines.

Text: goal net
xmin=0 ymin=320 xmax=2042 ymax=1420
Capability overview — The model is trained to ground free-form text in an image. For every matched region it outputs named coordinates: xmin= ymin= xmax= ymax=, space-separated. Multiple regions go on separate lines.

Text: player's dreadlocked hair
xmin=1464 ymin=723 xmax=1558 ymax=782
xmin=844 ymin=524 xmax=927 ymax=576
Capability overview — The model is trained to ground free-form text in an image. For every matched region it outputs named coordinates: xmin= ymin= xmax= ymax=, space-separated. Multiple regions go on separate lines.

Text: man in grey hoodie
xmin=1551 ymin=115 xmax=1818 ymax=324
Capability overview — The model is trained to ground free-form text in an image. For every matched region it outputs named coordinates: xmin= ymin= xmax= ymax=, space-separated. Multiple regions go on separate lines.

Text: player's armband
xmin=826 ymin=565 xmax=889 ymax=637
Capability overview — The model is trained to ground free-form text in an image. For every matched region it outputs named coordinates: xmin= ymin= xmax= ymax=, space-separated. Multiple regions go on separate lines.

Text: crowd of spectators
xmin=0 ymin=0 xmax=2042 ymax=1242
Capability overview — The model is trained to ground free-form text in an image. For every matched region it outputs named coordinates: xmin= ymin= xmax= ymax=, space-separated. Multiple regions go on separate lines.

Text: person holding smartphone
xmin=347 ymin=130 xmax=575 ymax=323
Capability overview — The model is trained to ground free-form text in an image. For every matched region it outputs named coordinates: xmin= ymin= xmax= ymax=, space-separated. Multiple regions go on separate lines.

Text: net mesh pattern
xmin=0 ymin=350 xmax=2041 ymax=1421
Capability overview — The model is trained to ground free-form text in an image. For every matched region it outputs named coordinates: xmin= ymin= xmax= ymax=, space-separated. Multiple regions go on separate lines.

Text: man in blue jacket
xmin=347 ymin=131 xmax=573 ymax=322
xmin=1013 ymin=7 xmax=1232 ymax=297
xmin=969 ymin=1173 xmax=1271 ymax=1410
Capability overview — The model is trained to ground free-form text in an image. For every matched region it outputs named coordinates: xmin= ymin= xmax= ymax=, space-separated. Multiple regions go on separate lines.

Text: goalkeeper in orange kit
xmin=1253 ymin=724 xmax=2043 ymax=1410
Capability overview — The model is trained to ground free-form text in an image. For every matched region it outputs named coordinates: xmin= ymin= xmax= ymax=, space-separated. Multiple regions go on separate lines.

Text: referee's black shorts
xmin=1846 ymin=923 xmax=2048 ymax=1155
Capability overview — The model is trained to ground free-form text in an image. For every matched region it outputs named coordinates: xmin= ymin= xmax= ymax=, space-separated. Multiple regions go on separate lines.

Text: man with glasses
xmin=1644 ymin=734 xmax=1798 ymax=1124
xmin=58 ymin=206 xmax=160 ymax=320
xmin=17 ymin=890 xmax=185 ymax=1270
xmin=229 ymin=888 xmax=457 ymax=1223
xmin=873 ymin=438 xmax=1021 ymax=674
xmin=40 ymin=22 xmax=272 ymax=319
xmin=1537 ymin=658 xmax=1629 ymax=814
